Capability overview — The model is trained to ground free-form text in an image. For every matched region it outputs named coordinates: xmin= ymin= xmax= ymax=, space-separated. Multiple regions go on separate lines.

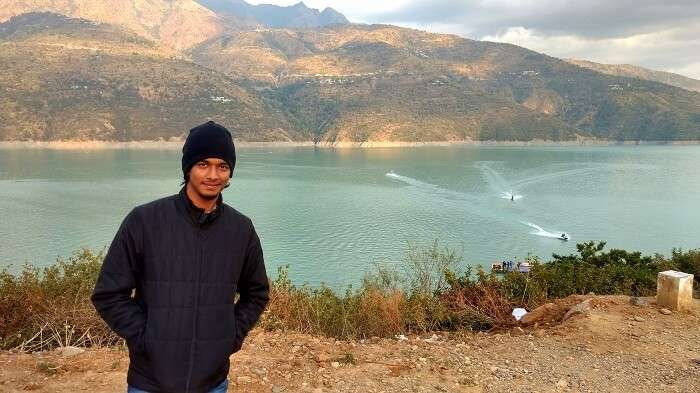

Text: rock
xmin=315 ymin=353 xmax=331 ymax=362
xmin=556 ymin=378 xmax=568 ymax=391
xmin=236 ymin=376 xmax=251 ymax=384
xmin=659 ymin=308 xmax=672 ymax=315
xmin=56 ymin=346 xmax=84 ymax=357
xmin=691 ymin=358 xmax=700 ymax=366
xmin=562 ymin=299 xmax=592 ymax=321
xmin=272 ymin=386 xmax=285 ymax=393
xmin=22 ymin=382 xmax=42 ymax=391
xmin=424 ymin=333 xmax=440 ymax=343
xmin=330 ymin=362 xmax=340 ymax=369
xmin=630 ymin=297 xmax=648 ymax=306
xmin=634 ymin=316 xmax=645 ymax=322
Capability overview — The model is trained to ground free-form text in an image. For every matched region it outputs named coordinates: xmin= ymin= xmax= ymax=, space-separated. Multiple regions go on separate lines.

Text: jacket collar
xmin=177 ymin=186 xmax=223 ymax=227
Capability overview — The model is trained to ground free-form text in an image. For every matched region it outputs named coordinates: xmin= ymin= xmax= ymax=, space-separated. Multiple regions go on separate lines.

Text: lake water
xmin=1 ymin=145 xmax=699 ymax=288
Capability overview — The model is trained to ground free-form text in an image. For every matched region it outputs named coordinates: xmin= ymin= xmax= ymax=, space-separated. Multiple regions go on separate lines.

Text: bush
xmin=0 ymin=249 xmax=120 ymax=351
xmin=1 ymin=241 xmax=697 ymax=349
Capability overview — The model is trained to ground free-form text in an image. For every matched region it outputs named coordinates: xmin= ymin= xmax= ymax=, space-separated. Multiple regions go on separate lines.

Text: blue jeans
xmin=127 ymin=378 xmax=228 ymax=393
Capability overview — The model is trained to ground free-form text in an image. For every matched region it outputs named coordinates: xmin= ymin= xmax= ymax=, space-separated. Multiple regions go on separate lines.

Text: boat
xmin=491 ymin=262 xmax=505 ymax=273
xmin=518 ymin=262 xmax=531 ymax=273
xmin=559 ymin=233 xmax=569 ymax=241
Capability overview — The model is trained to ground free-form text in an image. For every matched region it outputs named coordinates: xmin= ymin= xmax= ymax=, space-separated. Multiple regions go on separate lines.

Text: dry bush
xmin=0 ymin=249 xmax=119 ymax=351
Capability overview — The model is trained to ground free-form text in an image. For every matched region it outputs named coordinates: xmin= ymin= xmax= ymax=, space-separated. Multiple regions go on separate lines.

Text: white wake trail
xmin=521 ymin=221 xmax=569 ymax=240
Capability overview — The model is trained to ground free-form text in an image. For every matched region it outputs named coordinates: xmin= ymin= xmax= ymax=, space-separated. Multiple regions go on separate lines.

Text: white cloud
xmin=482 ymin=26 xmax=700 ymax=79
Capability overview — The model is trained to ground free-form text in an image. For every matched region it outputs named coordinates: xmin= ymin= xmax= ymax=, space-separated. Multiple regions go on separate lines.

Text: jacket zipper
xmin=185 ymin=229 xmax=204 ymax=392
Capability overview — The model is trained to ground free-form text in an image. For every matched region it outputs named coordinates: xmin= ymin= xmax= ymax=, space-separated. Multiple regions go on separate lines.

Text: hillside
xmin=0 ymin=0 xmax=235 ymax=51
xmin=1 ymin=7 xmax=700 ymax=142
xmin=567 ymin=59 xmax=700 ymax=93
xmin=2 ymin=296 xmax=699 ymax=392
xmin=0 ymin=13 xmax=296 ymax=141
xmin=191 ymin=25 xmax=700 ymax=142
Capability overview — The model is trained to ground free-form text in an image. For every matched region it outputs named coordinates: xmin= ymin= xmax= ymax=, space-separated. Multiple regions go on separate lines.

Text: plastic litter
xmin=512 ymin=308 xmax=528 ymax=321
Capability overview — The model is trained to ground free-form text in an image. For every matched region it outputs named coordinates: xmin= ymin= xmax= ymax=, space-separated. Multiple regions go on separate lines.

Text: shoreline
xmin=1 ymin=139 xmax=700 ymax=149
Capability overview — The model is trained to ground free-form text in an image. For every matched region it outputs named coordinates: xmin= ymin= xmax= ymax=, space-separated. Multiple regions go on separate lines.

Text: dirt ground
xmin=1 ymin=295 xmax=698 ymax=393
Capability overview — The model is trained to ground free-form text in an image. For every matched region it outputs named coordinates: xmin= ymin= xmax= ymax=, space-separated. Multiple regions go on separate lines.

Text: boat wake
xmin=521 ymin=221 xmax=569 ymax=240
xmin=501 ymin=191 xmax=523 ymax=201
xmin=475 ymin=162 xmax=525 ymax=201
xmin=510 ymin=167 xmax=598 ymax=189
xmin=385 ymin=171 xmax=437 ymax=189
xmin=385 ymin=171 xmax=477 ymax=200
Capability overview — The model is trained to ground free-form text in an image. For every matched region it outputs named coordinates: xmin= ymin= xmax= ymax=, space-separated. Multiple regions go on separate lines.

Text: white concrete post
xmin=656 ymin=270 xmax=694 ymax=311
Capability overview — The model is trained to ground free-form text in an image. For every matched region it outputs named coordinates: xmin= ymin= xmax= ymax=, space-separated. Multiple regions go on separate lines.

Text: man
xmin=92 ymin=121 xmax=270 ymax=393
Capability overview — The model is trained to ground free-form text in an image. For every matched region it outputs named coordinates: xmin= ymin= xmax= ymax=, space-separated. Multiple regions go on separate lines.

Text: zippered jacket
xmin=92 ymin=187 xmax=270 ymax=393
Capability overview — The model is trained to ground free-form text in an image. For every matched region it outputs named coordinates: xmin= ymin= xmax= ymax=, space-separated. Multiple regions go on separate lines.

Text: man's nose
xmin=206 ymin=166 xmax=217 ymax=179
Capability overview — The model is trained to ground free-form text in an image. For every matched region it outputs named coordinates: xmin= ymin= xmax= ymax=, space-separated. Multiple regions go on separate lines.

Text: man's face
xmin=187 ymin=158 xmax=231 ymax=199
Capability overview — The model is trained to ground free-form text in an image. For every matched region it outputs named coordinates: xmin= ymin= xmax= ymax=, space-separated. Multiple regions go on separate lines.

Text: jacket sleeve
xmin=234 ymin=223 xmax=270 ymax=350
xmin=91 ymin=209 xmax=147 ymax=354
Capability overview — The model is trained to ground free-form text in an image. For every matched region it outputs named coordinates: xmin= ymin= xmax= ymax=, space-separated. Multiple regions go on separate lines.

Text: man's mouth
xmin=203 ymin=183 xmax=220 ymax=189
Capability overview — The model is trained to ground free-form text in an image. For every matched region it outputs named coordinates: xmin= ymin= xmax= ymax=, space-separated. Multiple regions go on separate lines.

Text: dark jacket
xmin=91 ymin=187 xmax=269 ymax=393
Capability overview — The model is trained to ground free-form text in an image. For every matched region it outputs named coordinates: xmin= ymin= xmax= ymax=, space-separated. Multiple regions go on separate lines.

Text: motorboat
xmin=559 ymin=233 xmax=569 ymax=241
xmin=518 ymin=262 xmax=531 ymax=273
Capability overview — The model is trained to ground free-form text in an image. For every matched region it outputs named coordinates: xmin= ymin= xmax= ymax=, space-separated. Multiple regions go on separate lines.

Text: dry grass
xmin=1 ymin=241 xmax=695 ymax=351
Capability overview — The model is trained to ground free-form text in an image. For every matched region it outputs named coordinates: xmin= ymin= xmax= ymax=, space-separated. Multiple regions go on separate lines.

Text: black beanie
xmin=182 ymin=121 xmax=236 ymax=176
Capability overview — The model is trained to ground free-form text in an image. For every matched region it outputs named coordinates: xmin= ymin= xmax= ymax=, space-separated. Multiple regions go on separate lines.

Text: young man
xmin=92 ymin=121 xmax=269 ymax=393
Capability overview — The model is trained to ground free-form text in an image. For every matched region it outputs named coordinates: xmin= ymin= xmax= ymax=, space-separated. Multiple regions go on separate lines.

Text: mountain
xmin=0 ymin=0 xmax=234 ymax=50
xmin=0 ymin=12 xmax=296 ymax=141
xmin=1 ymin=7 xmax=700 ymax=142
xmin=194 ymin=0 xmax=349 ymax=29
xmin=190 ymin=24 xmax=700 ymax=142
xmin=567 ymin=59 xmax=700 ymax=93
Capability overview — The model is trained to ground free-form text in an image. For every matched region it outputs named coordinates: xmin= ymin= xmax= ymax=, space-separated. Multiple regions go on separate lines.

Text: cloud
xmin=480 ymin=25 xmax=700 ymax=79
xmin=374 ymin=0 xmax=700 ymax=39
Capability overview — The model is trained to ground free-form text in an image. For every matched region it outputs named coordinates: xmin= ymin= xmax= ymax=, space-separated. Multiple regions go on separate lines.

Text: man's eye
xmin=198 ymin=162 xmax=207 ymax=167
xmin=220 ymin=165 xmax=229 ymax=170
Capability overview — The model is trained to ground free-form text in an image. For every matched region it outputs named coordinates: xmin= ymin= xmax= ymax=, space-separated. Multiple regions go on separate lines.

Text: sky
xmin=246 ymin=0 xmax=700 ymax=79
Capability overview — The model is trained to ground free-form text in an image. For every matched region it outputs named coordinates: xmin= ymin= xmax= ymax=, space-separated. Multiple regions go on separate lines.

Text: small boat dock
xmin=491 ymin=260 xmax=531 ymax=274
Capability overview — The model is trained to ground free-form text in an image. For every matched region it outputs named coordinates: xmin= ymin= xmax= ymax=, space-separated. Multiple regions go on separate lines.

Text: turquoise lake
xmin=1 ymin=145 xmax=699 ymax=288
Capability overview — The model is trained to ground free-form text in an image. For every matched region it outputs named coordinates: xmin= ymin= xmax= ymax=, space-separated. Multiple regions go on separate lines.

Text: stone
xmin=56 ymin=346 xmax=84 ymax=357
xmin=630 ymin=297 xmax=649 ymax=307
xmin=562 ymin=299 xmax=592 ymax=321
xmin=659 ymin=308 xmax=673 ymax=315
xmin=634 ymin=316 xmax=645 ymax=322
xmin=556 ymin=379 xmax=569 ymax=391
xmin=315 ymin=353 xmax=331 ymax=362
xmin=656 ymin=270 xmax=694 ymax=311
